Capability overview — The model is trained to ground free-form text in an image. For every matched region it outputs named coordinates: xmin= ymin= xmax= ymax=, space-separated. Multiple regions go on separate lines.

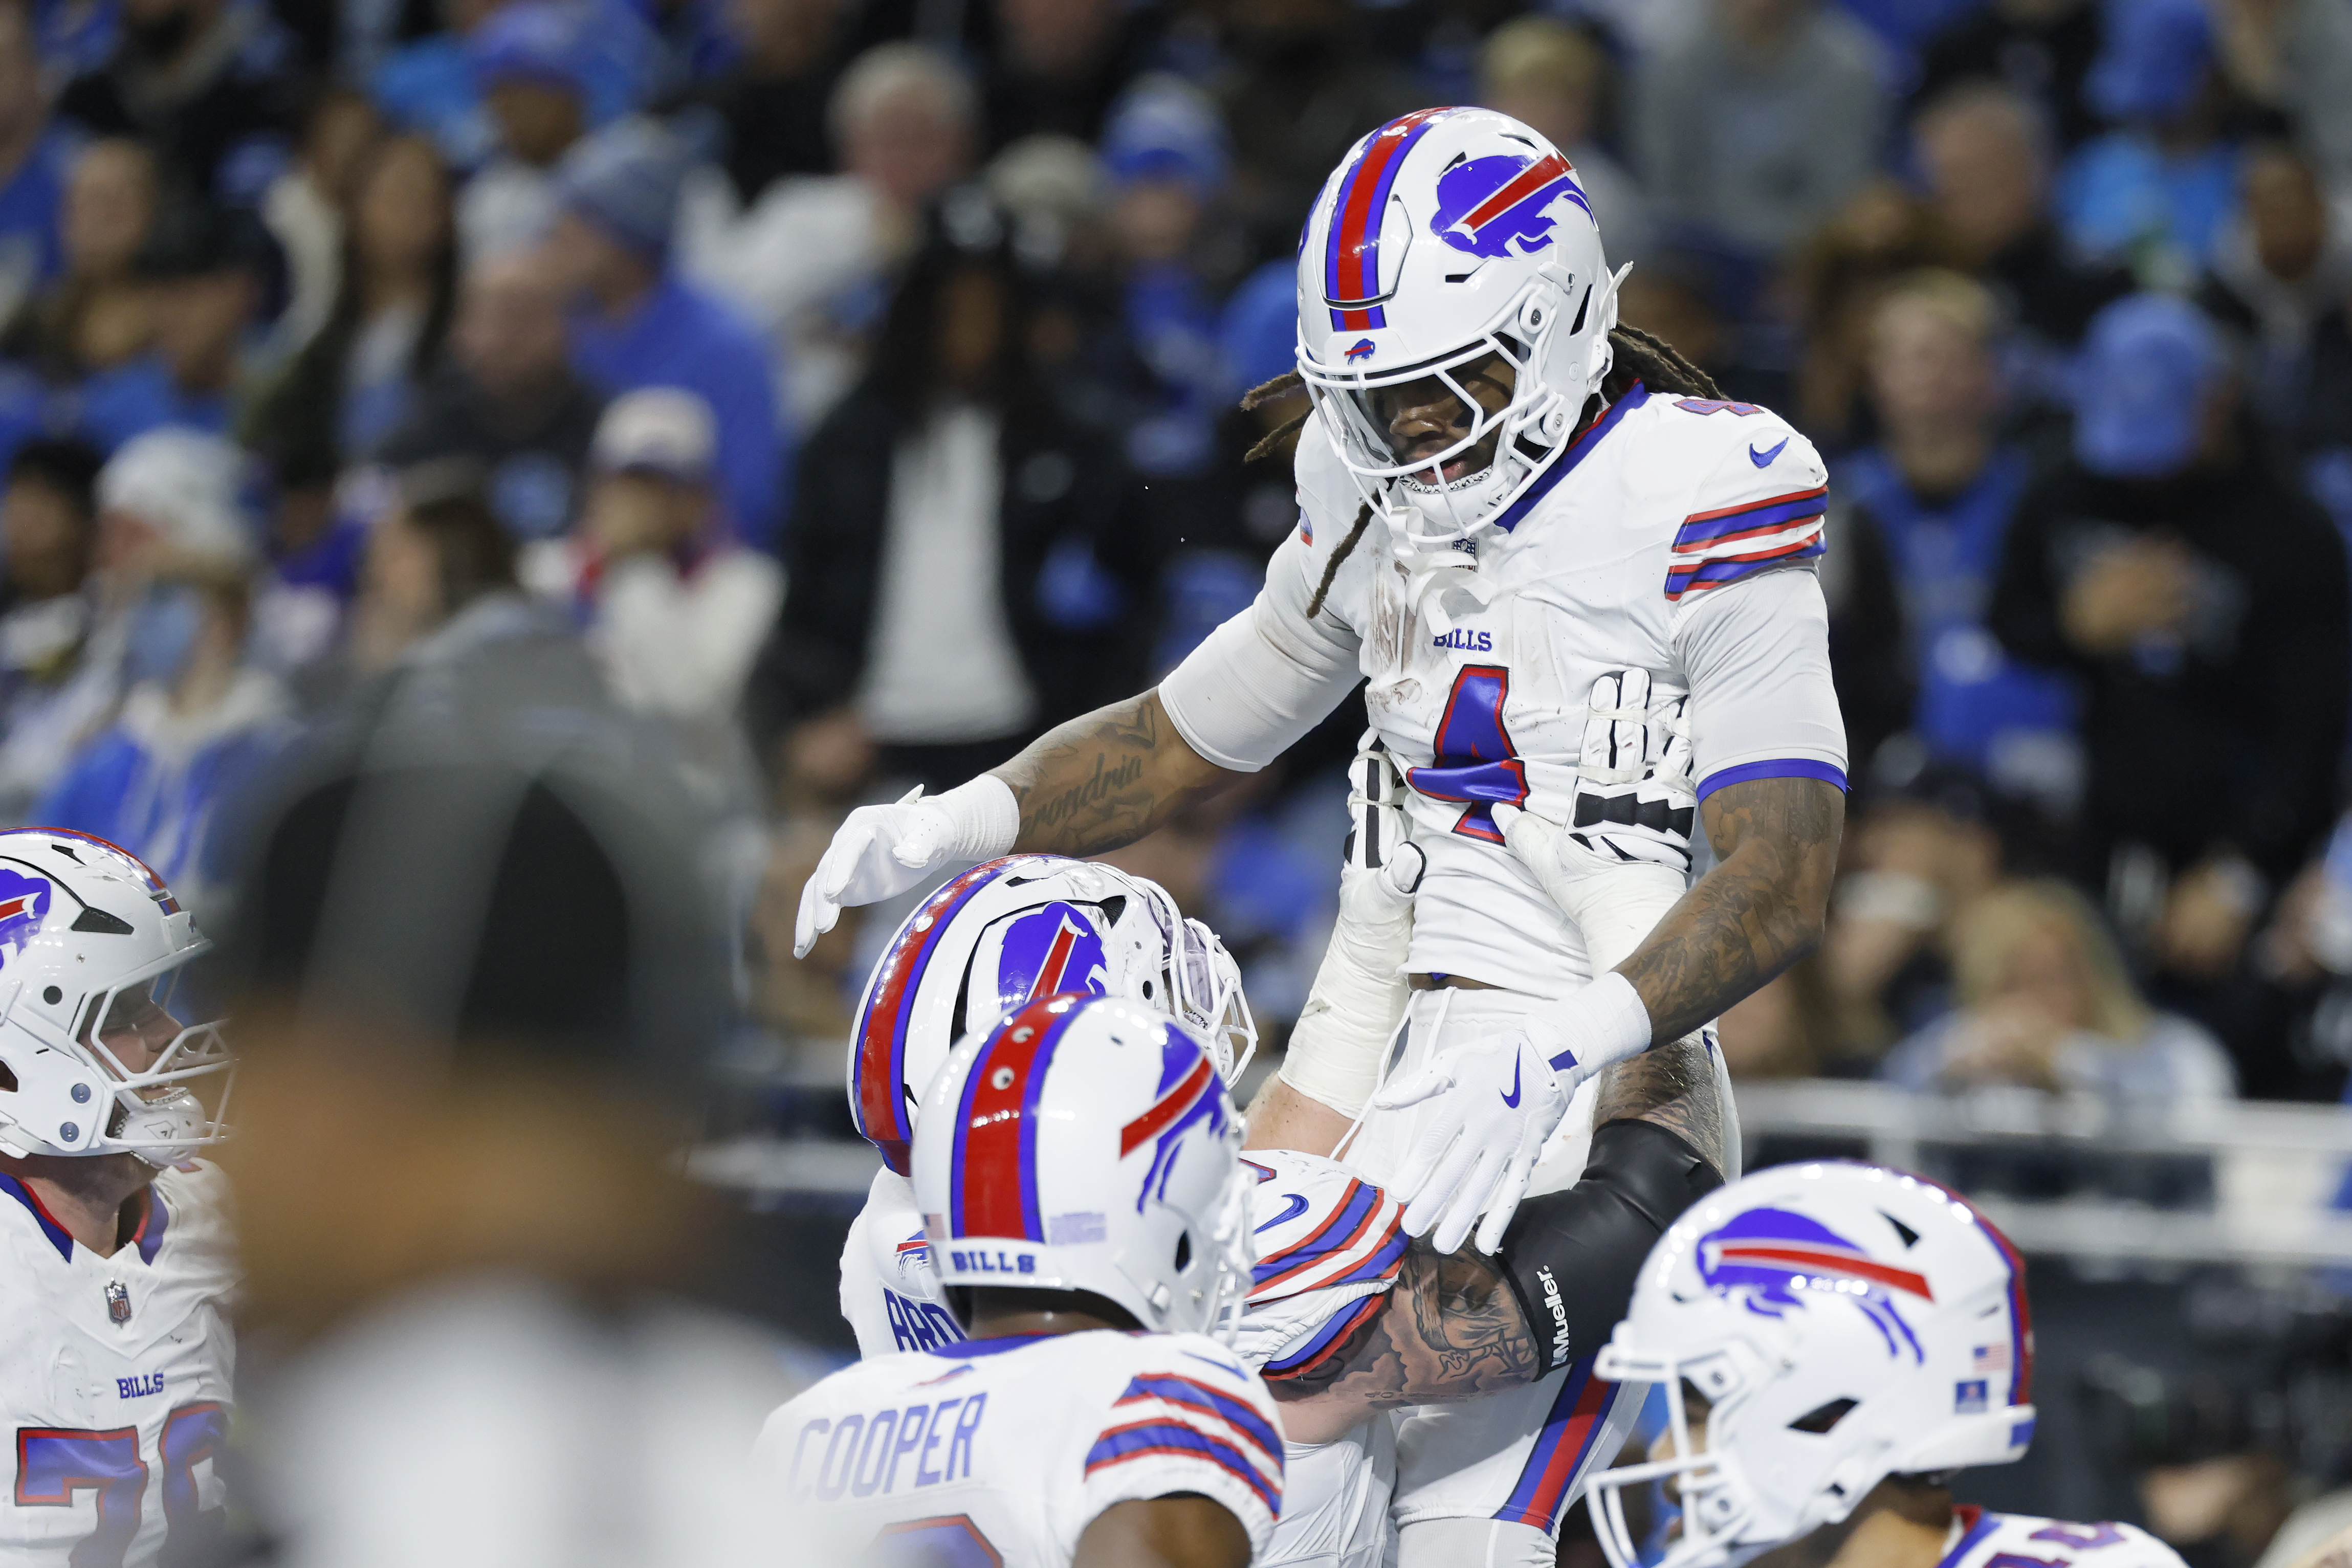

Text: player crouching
xmin=0 ymin=831 xmax=236 ymax=1566
xmin=760 ymin=994 xmax=1281 ymax=1566
xmin=1585 ymin=1162 xmax=2185 ymax=1568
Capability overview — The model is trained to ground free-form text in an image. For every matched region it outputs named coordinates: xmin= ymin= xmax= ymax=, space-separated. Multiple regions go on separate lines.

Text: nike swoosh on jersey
xmin=1749 ymin=437 xmax=1790 ymax=467
xmin=1255 ymin=1194 xmax=1311 ymax=1233
xmin=1501 ymin=1058 xmax=1523 ymax=1109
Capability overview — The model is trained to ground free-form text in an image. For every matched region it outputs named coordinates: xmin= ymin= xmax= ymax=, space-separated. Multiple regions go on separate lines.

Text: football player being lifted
xmin=1586 ymin=1161 xmax=2188 ymax=1568
xmin=0 ymin=831 xmax=236 ymax=1567
xmin=798 ymin=104 xmax=1841 ymax=1564
xmin=833 ymin=723 xmax=1727 ymax=1567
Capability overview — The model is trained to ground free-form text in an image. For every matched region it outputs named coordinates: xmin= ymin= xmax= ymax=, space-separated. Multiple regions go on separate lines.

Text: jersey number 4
xmin=15 ymin=1404 xmax=227 ymax=1568
xmin=1408 ymin=665 xmax=1528 ymax=844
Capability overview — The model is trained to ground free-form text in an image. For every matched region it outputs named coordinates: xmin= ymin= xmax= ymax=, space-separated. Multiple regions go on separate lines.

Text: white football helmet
xmin=0 ymin=831 xmax=232 ymax=1166
xmin=849 ymin=855 xmax=1254 ymax=1175
xmin=913 ymin=993 xmax=1253 ymax=1341
xmin=1588 ymin=1162 xmax=2035 ymax=1568
xmin=1295 ymin=106 xmax=1624 ymax=550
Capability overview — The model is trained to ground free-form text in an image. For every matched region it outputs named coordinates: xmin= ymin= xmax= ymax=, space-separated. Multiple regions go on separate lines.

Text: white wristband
xmin=933 ymin=774 xmax=1021 ymax=863
xmin=1282 ymin=873 xmax=1414 ymax=1116
xmin=1530 ymin=971 xmax=1653 ymax=1078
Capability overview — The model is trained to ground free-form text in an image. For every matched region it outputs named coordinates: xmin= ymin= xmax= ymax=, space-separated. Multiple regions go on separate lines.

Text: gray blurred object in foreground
xmin=207 ymin=574 xmax=800 ymax=1567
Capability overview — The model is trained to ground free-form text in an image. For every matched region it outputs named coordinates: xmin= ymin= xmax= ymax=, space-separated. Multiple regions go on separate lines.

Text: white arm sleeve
xmin=1675 ymin=567 xmax=1849 ymax=798
xmin=1158 ymin=531 xmax=1364 ymax=773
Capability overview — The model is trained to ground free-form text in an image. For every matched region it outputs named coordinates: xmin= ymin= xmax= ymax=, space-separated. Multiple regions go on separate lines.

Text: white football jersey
xmin=1941 ymin=1510 xmax=2189 ymax=1568
xmin=841 ymin=1167 xmax=966 ymax=1358
xmin=1163 ymin=387 xmax=1848 ymax=996
xmin=757 ymin=1329 xmax=1284 ymax=1566
xmin=0 ymin=1163 xmax=236 ymax=1568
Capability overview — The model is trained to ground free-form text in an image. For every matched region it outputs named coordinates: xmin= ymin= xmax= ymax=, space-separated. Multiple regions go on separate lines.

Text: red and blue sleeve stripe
xmin=1671 ymin=487 xmax=1827 ymax=551
xmin=1114 ymin=1375 xmax=1284 ymax=1470
xmin=1251 ymin=1180 xmax=1381 ymax=1292
xmin=1323 ymin=109 xmax=1452 ymax=332
xmin=1664 ymin=535 xmax=1826 ymax=602
xmin=1494 ymin=1355 xmax=1618 ymax=1531
xmin=1260 ymin=1292 xmax=1386 ymax=1381
xmin=1084 ymin=1421 xmax=1282 ymax=1514
xmin=850 ymin=856 xmax=1027 ymax=1174
xmin=947 ymin=995 xmax=1086 ymax=1242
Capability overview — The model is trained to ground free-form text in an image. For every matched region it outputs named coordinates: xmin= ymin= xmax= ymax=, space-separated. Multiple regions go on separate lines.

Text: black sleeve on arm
xmin=1496 ymin=1119 xmax=1724 ymax=1378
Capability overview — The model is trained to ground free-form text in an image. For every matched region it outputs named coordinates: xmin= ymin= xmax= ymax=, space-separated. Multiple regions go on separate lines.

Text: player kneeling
xmin=0 ymin=832 xmax=236 ymax=1566
xmin=1585 ymin=1162 xmax=2185 ymax=1568
xmin=761 ymin=995 xmax=1281 ymax=1566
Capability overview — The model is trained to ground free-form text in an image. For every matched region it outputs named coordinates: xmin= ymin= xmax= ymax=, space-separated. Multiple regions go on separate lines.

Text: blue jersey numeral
xmin=15 ymin=1405 xmax=229 ymax=1567
xmin=1408 ymin=664 xmax=1527 ymax=843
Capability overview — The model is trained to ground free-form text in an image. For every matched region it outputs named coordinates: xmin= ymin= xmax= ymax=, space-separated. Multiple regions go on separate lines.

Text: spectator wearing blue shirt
xmin=1101 ymin=76 xmax=1230 ymax=481
xmin=0 ymin=5 xmax=73 ymax=329
xmin=32 ymin=559 xmax=296 ymax=918
xmin=1835 ymin=270 xmax=2078 ymax=807
xmin=546 ymin=118 xmax=786 ymax=550
xmin=458 ymin=2 xmax=593 ymax=263
xmin=77 ymin=195 xmax=283 ymax=452
xmin=2055 ymin=0 xmax=2243 ymax=279
xmin=371 ymin=0 xmax=656 ymax=172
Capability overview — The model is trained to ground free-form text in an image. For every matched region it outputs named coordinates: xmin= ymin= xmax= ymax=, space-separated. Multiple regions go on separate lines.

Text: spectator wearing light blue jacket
xmin=546 ymin=119 xmax=787 ymax=550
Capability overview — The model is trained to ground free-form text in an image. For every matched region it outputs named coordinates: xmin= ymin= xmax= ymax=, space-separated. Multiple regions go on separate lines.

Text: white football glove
xmin=1284 ymin=734 xmax=1425 ymax=1118
xmin=1569 ymin=669 xmax=1696 ymax=871
xmin=792 ymin=776 xmax=1019 ymax=957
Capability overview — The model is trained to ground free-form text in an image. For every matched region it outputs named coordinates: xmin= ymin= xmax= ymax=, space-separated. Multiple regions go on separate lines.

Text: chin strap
xmin=1385 ymin=502 xmax=1503 ymax=635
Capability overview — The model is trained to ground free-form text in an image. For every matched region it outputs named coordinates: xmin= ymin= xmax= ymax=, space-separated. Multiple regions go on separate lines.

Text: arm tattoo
xmin=990 ymin=691 xmax=1234 ymax=857
xmin=1616 ymin=776 xmax=1843 ymax=1044
xmin=1267 ymin=1239 xmax=1539 ymax=1410
xmin=1596 ymin=1036 xmax=1731 ymax=1180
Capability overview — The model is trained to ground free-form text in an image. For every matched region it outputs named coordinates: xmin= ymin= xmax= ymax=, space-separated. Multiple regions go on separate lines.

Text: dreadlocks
xmin=1244 ymin=324 xmax=1722 ymax=620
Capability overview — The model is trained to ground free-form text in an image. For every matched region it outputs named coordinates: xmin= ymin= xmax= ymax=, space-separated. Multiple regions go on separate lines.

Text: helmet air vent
xmin=69 ymin=907 xmax=134 ymax=935
xmin=1175 ymin=1232 xmax=1192 ymax=1271
xmin=1568 ymin=283 xmax=1591 ymax=337
xmin=1882 ymin=1212 xmax=1921 ymax=1248
xmin=1789 ymin=1398 xmax=1859 ymax=1435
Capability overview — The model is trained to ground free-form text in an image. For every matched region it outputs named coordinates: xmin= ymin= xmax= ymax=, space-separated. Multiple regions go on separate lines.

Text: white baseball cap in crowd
xmin=591 ymin=387 xmax=717 ymax=483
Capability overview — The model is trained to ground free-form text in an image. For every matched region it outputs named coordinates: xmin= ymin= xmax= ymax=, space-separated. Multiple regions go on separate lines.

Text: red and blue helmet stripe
xmin=850 ymin=855 xmax=1035 ymax=1176
xmin=947 ymin=993 xmax=1090 ymax=1242
xmin=1323 ymin=107 xmax=1456 ymax=333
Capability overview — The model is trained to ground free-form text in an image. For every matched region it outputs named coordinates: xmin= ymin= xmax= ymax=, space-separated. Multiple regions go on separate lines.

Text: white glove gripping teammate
xmin=1281 ymin=733 xmax=1428 ymax=1119
xmin=1370 ymin=674 xmax=1699 ymax=1255
xmin=793 ymin=776 xmax=1021 ymax=956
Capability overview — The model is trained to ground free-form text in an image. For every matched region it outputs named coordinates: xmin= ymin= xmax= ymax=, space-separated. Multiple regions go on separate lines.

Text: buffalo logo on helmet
xmin=1697 ymin=1207 xmax=1932 ymax=1362
xmin=0 ymin=869 xmax=52 ymax=965
xmin=992 ymin=902 xmax=1111 ymax=1017
xmin=1433 ymin=151 xmax=1592 ymax=260
xmin=1344 ymin=338 xmax=1377 ymax=363
xmin=1120 ymin=1026 xmax=1227 ymax=1215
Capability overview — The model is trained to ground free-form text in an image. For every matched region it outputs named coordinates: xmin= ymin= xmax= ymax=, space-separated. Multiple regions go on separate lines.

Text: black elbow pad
xmin=1497 ymin=1119 xmax=1724 ymax=1377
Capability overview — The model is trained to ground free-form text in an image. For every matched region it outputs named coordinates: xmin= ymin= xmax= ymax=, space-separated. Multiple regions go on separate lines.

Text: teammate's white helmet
xmin=913 ymin=993 xmax=1253 ymax=1341
xmin=0 ymin=830 xmax=231 ymax=1166
xmin=849 ymin=855 xmax=1254 ymax=1176
xmin=1588 ymin=1162 xmax=2035 ymax=1568
xmin=1296 ymin=106 xmax=1621 ymax=544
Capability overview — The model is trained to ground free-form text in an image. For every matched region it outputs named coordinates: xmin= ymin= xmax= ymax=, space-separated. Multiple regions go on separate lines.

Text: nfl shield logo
xmin=104 ymin=1282 xmax=130 ymax=1326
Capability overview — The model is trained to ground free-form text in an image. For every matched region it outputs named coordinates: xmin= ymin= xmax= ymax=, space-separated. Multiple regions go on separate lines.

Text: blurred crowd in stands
xmin=13 ymin=0 xmax=2352 ymax=1127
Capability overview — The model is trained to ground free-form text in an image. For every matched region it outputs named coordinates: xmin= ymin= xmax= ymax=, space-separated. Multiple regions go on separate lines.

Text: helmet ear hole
xmin=1174 ymin=1231 xmax=1192 ymax=1272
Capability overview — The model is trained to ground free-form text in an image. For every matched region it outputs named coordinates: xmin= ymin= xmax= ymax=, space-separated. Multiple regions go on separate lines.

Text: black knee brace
xmin=1497 ymin=1118 xmax=1724 ymax=1377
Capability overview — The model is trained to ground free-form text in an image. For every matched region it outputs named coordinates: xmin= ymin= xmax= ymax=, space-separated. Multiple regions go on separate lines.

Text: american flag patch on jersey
xmin=1664 ymin=485 xmax=1827 ymax=603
